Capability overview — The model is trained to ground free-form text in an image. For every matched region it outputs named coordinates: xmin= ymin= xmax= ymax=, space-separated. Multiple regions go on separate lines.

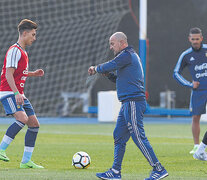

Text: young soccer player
xmin=88 ymin=32 xmax=168 ymax=180
xmin=0 ymin=19 xmax=44 ymax=168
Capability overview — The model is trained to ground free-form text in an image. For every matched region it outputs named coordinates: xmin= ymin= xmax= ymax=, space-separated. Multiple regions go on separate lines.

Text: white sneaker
xmin=193 ymin=151 xmax=207 ymax=161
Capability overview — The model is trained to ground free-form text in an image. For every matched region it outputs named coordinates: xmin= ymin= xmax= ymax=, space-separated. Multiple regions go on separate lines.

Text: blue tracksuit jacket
xmin=173 ymin=44 xmax=207 ymax=90
xmin=96 ymin=46 xmax=145 ymax=102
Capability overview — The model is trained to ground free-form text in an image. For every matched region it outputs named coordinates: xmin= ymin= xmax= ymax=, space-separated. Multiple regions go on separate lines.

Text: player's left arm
xmin=173 ymin=53 xmax=193 ymax=88
xmin=28 ymin=69 xmax=44 ymax=77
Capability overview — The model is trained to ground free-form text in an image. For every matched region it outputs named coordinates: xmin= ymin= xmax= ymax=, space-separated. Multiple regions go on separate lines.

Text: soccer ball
xmin=72 ymin=151 xmax=91 ymax=169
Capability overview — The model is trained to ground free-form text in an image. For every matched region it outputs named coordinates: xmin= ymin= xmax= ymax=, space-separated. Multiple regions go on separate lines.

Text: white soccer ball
xmin=72 ymin=151 xmax=91 ymax=169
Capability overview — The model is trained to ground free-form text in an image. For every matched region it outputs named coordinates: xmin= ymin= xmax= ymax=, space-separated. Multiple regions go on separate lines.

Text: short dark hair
xmin=189 ymin=27 xmax=202 ymax=35
xmin=18 ymin=19 xmax=38 ymax=34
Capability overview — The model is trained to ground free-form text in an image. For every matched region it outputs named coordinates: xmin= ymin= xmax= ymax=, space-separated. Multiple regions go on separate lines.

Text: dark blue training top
xmin=96 ymin=46 xmax=145 ymax=102
xmin=173 ymin=44 xmax=207 ymax=90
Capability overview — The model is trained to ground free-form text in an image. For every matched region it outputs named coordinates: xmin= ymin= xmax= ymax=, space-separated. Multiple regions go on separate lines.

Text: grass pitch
xmin=0 ymin=122 xmax=207 ymax=180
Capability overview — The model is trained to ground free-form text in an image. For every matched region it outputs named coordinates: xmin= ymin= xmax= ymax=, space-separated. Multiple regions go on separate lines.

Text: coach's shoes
xmin=96 ymin=168 xmax=121 ymax=180
xmin=193 ymin=151 xmax=207 ymax=161
xmin=189 ymin=146 xmax=198 ymax=154
xmin=20 ymin=160 xmax=44 ymax=169
xmin=145 ymin=168 xmax=168 ymax=180
xmin=0 ymin=149 xmax=10 ymax=162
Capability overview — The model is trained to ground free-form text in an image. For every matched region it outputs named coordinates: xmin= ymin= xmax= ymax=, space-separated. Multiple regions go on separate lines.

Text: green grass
xmin=0 ymin=123 xmax=207 ymax=180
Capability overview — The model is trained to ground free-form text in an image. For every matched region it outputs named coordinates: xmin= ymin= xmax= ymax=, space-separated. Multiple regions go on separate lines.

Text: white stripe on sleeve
xmin=6 ymin=47 xmax=21 ymax=69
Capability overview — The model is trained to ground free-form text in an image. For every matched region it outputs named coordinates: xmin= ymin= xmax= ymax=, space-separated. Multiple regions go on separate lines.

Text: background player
xmin=88 ymin=32 xmax=168 ymax=180
xmin=173 ymin=27 xmax=207 ymax=154
xmin=0 ymin=19 xmax=44 ymax=168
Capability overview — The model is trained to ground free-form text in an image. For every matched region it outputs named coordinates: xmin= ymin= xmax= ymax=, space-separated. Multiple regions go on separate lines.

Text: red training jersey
xmin=0 ymin=44 xmax=29 ymax=94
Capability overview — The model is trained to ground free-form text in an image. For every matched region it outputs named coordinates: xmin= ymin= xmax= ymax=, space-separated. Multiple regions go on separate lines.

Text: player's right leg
xmin=96 ymin=104 xmax=129 ymax=180
xmin=193 ymin=131 xmax=207 ymax=161
xmin=111 ymin=109 xmax=130 ymax=173
xmin=0 ymin=95 xmax=28 ymax=162
xmin=189 ymin=90 xmax=206 ymax=154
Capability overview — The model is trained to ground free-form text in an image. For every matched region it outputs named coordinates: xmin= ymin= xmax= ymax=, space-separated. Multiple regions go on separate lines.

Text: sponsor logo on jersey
xmin=195 ymin=63 xmax=207 ymax=71
xmin=21 ymin=76 xmax=27 ymax=81
xmin=195 ymin=70 xmax=207 ymax=79
xmin=20 ymin=83 xmax=24 ymax=87
xmin=23 ymin=70 xmax=28 ymax=75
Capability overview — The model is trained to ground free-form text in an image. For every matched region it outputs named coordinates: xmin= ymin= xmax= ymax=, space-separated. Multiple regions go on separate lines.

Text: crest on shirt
xmin=190 ymin=57 xmax=195 ymax=61
xmin=205 ymin=52 xmax=207 ymax=57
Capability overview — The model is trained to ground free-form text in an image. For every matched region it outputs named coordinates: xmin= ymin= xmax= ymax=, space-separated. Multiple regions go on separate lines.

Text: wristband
xmin=14 ymin=91 xmax=19 ymax=96
xmin=94 ymin=66 xmax=97 ymax=72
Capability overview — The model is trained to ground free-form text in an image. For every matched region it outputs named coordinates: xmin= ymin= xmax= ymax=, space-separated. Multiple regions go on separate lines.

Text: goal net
xmin=0 ymin=0 xmax=130 ymax=116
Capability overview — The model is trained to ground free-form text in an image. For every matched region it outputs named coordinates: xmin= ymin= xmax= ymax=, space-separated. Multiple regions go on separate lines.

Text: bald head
xmin=109 ymin=32 xmax=128 ymax=55
xmin=110 ymin=32 xmax=128 ymax=44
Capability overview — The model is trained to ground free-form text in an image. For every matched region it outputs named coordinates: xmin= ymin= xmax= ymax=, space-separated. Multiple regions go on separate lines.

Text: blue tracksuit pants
xmin=112 ymin=100 xmax=162 ymax=171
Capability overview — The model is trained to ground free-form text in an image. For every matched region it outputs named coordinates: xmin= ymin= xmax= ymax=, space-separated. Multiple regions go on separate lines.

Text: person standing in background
xmin=173 ymin=27 xmax=207 ymax=154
